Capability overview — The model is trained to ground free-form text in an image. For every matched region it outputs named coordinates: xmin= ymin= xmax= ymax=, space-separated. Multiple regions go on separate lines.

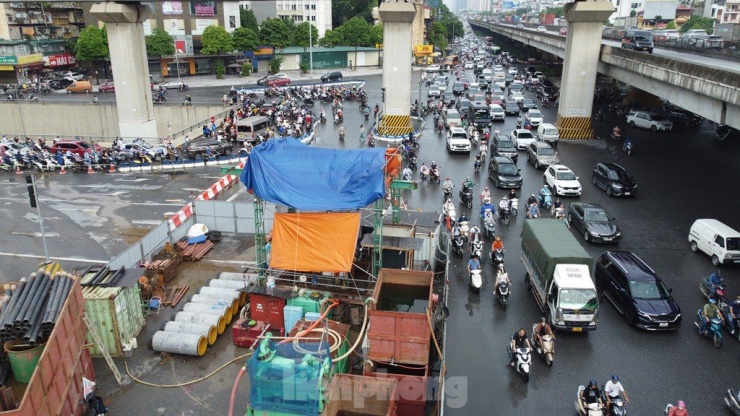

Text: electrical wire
xmin=292 ymin=328 xmax=342 ymax=355
xmin=124 ymin=351 xmax=252 ymax=388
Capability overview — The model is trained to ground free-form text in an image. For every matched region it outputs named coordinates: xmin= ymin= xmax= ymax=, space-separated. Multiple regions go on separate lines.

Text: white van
xmin=537 ymin=123 xmax=559 ymax=145
xmin=688 ymin=219 xmax=740 ymax=266
xmin=481 ymin=68 xmax=493 ymax=82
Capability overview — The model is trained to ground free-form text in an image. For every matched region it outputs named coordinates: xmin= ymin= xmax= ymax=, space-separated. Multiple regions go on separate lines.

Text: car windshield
xmin=79 ymin=142 xmax=91 ymax=149
xmin=727 ymin=238 xmax=740 ymax=251
xmin=499 ymin=141 xmax=515 ymax=149
xmin=629 ymin=279 xmax=671 ymax=300
xmin=538 ymin=147 xmax=555 ymax=156
xmin=474 ymin=109 xmax=489 ymax=118
xmin=607 ymin=169 xmax=629 ymax=181
xmin=518 ymin=132 xmax=534 ymax=139
xmin=499 ymin=164 xmax=518 ymax=175
xmin=556 ymin=171 xmax=576 ymax=180
xmin=523 ymin=99 xmax=533 ymax=105
xmin=529 ymin=111 xmax=542 ymax=117
xmin=585 ymin=210 xmax=610 ymax=222
xmin=559 ymin=289 xmax=598 ymax=312
xmin=454 ymin=82 xmax=463 ymax=88
xmin=447 ymin=110 xmax=460 ymax=118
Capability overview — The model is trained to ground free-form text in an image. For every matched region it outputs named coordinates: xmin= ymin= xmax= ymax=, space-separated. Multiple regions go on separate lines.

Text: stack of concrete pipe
xmin=149 ymin=273 xmax=255 ymax=357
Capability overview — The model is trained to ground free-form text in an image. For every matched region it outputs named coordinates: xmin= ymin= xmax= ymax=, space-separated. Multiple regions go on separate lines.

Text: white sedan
xmin=536 ymin=26 xmax=547 ymax=33
xmin=544 ymin=165 xmax=583 ymax=196
xmin=158 ymin=80 xmax=186 ymax=90
xmin=425 ymin=64 xmax=441 ymax=72
xmin=510 ymin=129 xmax=536 ymax=150
xmin=508 ymin=67 xmax=518 ymax=75
xmin=464 ymin=62 xmax=474 ymax=69
xmin=526 ymin=109 xmax=544 ymax=126
xmin=511 ymin=91 xmax=525 ymax=104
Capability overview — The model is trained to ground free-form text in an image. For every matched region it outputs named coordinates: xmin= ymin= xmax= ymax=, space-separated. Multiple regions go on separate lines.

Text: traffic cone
xmin=108 ymin=163 xmax=115 ymax=173
xmin=15 ymin=165 xmax=21 ymax=175
xmin=87 ymin=165 xmax=94 ymax=174
xmin=59 ymin=165 xmax=66 ymax=175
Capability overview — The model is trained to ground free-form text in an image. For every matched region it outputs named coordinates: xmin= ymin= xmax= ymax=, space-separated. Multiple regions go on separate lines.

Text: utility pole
xmin=25 ymin=175 xmax=50 ymax=264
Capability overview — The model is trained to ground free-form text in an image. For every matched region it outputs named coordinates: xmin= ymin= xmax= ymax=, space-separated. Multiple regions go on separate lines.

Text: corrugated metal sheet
xmin=83 ymin=285 xmax=145 ymax=357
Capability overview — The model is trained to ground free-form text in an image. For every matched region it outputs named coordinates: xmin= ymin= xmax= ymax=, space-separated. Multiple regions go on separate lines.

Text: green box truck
xmin=521 ymin=219 xmax=598 ymax=332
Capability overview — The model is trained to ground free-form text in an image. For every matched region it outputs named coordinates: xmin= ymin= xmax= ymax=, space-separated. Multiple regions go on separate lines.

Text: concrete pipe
xmin=174 ymin=311 xmax=226 ymax=335
xmin=182 ymin=302 xmax=233 ymax=325
xmin=216 ymin=272 xmax=260 ymax=285
xmin=148 ymin=331 xmax=207 ymax=357
xmin=190 ymin=294 xmax=239 ymax=317
xmin=161 ymin=321 xmax=218 ymax=346
xmin=200 ymin=286 xmax=247 ymax=307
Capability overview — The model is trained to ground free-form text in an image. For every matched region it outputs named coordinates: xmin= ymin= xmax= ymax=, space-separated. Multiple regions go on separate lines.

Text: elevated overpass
xmin=469 ymin=20 xmax=740 ymax=131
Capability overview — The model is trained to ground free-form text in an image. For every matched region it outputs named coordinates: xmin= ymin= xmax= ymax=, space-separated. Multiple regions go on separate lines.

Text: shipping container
xmin=0 ymin=276 xmax=95 ymax=416
xmin=83 ymin=269 xmax=146 ymax=357
xmin=367 ymin=269 xmax=434 ymax=366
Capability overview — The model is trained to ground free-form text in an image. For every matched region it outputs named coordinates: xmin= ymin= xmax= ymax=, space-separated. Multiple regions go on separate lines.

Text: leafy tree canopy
xmin=679 ymin=16 xmax=715 ymax=33
xmin=233 ymin=27 xmax=259 ymax=52
xmin=260 ymin=18 xmax=291 ymax=49
xmin=145 ymin=28 xmax=175 ymax=57
xmin=332 ymin=0 xmax=373 ymax=28
xmin=74 ymin=26 xmax=108 ymax=62
xmin=240 ymin=8 xmax=259 ymax=33
xmin=292 ymin=22 xmax=319 ymax=49
xmin=201 ymin=25 xmax=234 ymax=55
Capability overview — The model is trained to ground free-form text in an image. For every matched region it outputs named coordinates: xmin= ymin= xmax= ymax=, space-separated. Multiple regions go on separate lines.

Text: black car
xmin=592 ymin=162 xmax=637 ymax=197
xmin=477 ymin=75 xmax=489 ymax=89
xmin=488 ymin=156 xmax=522 ymax=189
xmin=49 ymin=78 xmax=73 ymax=90
xmin=320 ymin=71 xmax=342 ymax=83
xmin=504 ymin=101 xmax=520 ymax=116
xmin=183 ymin=139 xmax=233 ymax=159
xmin=491 ymin=137 xmax=518 ymax=162
xmin=662 ymin=108 xmax=702 ymax=127
xmin=568 ymin=202 xmax=621 ymax=243
xmin=452 ymin=81 xmax=466 ymax=96
xmin=595 ymin=251 xmax=682 ymax=330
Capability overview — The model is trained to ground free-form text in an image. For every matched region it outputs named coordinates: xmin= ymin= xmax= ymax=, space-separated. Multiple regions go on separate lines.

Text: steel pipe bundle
xmin=161 ymin=321 xmax=217 ymax=346
xmin=148 ymin=331 xmax=207 ymax=357
xmin=173 ymin=311 xmax=226 ymax=335
xmin=41 ymin=273 xmax=74 ymax=338
xmin=199 ymin=286 xmax=247 ymax=306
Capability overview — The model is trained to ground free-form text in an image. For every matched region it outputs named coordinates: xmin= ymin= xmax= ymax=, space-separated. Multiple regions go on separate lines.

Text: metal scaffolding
xmin=254 ymin=197 xmax=266 ymax=281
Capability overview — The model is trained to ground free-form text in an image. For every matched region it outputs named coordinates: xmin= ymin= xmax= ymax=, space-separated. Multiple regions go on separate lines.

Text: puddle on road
xmin=117 ymin=226 xmax=150 ymax=244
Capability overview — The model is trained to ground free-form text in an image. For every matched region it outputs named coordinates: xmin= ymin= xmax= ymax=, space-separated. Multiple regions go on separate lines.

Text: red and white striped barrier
xmin=195 ymin=174 xmax=238 ymax=201
xmin=168 ymin=173 xmax=240 ymax=231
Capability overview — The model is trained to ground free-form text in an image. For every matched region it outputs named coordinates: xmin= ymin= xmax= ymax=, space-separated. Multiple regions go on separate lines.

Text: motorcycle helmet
xmin=709 ymin=298 xmax=717 ymax=304
xmin=540 ymin=316 xmax=547 ymax=322
xmin=588 ymin=380 xmax=597 ymax=388
xmin=484 ymin=187 xmax=489 ymax=190
xmin=611 ymin=375 xmax=619 ymax=382
xmin=496 ymin=237 xmax=501 ymax=242
xmin=677 ymin=400 xmax=686 ymax=409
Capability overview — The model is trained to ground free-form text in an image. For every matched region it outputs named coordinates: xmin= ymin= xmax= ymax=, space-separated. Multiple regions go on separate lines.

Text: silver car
xmin=526 ymin=141 xmax=558 ymax=169
xmin=626 ymin=110 xmax=674 ymax=132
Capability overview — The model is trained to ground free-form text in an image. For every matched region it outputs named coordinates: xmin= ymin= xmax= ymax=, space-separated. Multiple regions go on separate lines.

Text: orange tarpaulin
xmin=270 ymin=212 xmax=361 ymax=273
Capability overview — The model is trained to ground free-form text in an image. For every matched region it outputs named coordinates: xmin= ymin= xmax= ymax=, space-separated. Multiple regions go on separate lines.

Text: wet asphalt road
xmin=1 ymin=67 xmax=739 ymax=415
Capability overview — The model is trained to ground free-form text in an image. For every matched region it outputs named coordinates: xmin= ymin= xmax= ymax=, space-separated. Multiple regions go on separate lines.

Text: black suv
xmin=595 ymin=251 xmax=681 ymax=330
xmin=491 ymin=137 xmax=518 ymax=162
xmin=320 ymin=71 xmax=342 ymax=83
xmin=183 ymin=139 xmax=233 ymax=159
xmin=504 ymin=101 xmax=520 ymax=116
xmin=662 ymin=108 xmax=702 ymax=127
xmin=592 ymin=163 xmax=637 ymax=197
xmin=488 ymin=156 xmax=522 ymax=189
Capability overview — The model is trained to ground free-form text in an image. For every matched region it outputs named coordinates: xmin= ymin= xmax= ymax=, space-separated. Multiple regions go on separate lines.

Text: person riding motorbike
xmin=623 ymin=136 xmax=633 ymax=152
xmin=612 ymin=125 xmax=621 ymax=139
xmin=402 ymin=166 xmax=413 ymax=181
xmin=452 ymin=222 xmax=462 ymax=239
xmin=469 ymin=225 xmax=482 ymax=251
xmin=708 ymin=270 xmax=724 ymax=300
xmin=474 ymin=152 xmax=482 ymax=170
xmin=729 ymin=295 xmax=740 ymax=335
xmin=443 ymin=198 xmax=455 ymax=222
xmin=701 ymin=298 xmax=725 ymax=333
xmin=604 ymin=375 xmax=630 ymax=412
xmin=462 ymin=177 xmax=474 ymax=191
xmin=338 ymin=124 xmax=346 ymax=140
xmin=467 ymin=254 xmax=481 ymax=274
xmin=492 ymin=236 xmax=504 ymax=252
xmin=442 ymin=177 xmax=454 ymax=195
xmin=480 ymin=186 xmax=492 ymax=204
xmin=553 ymin=198 xmax=563 ymax=210
xmin=480 ymin=198 xmax=496 ymax=220
xmin=494 ymin=266 xmax=511 ymax=298
xmin=527 ymin=193 xmax=538 ymax=206
xmin=510 ymin=328 xmax=531 ymax=366
xmin=499 ymin=195 xmax=510 ymax=215
xmin=420 ymin=163 xmax=430 ymax=181
xmin=457 ymin=212 xmax=469 ymax=227
xmin=668 ymin=400 xmax=689 ymax=416
xmin=430 ymin=161 xmax=438 ymax=172
xmin=509 ymin=189 xmax=518 ymax=200
xmin=533 ymin=317 xmax=554 ymax=352
xmin=581 ymin=380 xmax=604 ymax=410
xmin=528 ymin=204 xmax=540 ymax=218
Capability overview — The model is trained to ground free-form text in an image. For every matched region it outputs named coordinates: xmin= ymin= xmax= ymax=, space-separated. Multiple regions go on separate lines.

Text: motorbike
xmin=527 ymin=204 xmax=540 ymax=219
xmin=491 ymin=248 xmax=504 ymax=270
xmin=459 ymin=187 xmax=473 ymax=209
xmin=496 ymin=280 xmax=509 ymax=310
xmin=507 ymin=345 xmax=531 ymax=382
xmin=471 ymin=238 xmax=483 ymax=258
xmin=531 ymin=325 xmax=554 ymax=367
xmin=469 ymin=269 xmax=483 ymax=293
xmin=606 ymin=396 xmax=627 ymax=416
xmin=474 ymin=158 xmax=481 ymax=172
xmin=482 ymin=210 xmax=496 ymax=238
xmin=516 ymin=119 xmax=522 ymax=129
xmin=408 ymin=155 xmax=417 ymax=170
xmin=443 ymin=187 xmax=453 ymax=201
xmin=430 ymin=168 xmax=441 ymax=184
xmin=153 ymin=95 xmax=167 ymax=103
xmin=367 ymin=136 xmax=376 ymax=148
xmin=726 ymin=388 xmax=740 ymax=415
xmin=694 ymin=308 xmax=723 ymax=348
xmin=471 ymin=131 xmax=480 ymax=146
xmin=576 ymin=388 xmax=606 ymax=416
xmin=338 ymin=130 xmax=345 ymax=141
xmin=320 ymin=113 xmax=326 ymax=124
xmin=611 ymin=128 xmax=622 ymax=141
xmin=420 ymin=170 xmax=428 ymax=183
xmin=622 ymin=141 xmax=633 ymax=156
xmin=539 ymin=188 xmax=553 ymax=210
xmin=542 ymin=99 xmax=550 ymax=108
xmin=402 ymin=171 xmax=413 ymax=181
xmin=700 ymin=278 xmax=726 ymax=301
xmin=510 ymin=198 xmax=518 ymax=217
xmin=364 ymin=106 xmax=370 ymax=120
xmin=444 ymin=204 xmax=457 ymax=228
xmin=459 ymin=220 xmax=470 ymax=241
xmin=452 ymin=234 xmax=464 ymax=258
xmin=595 ymin=110 xmax=605 ymax=122
xmin=499 ymin=205 xmax=511 ymax=226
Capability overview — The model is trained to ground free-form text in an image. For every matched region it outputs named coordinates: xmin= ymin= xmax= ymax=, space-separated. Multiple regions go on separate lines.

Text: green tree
xmin=260 ymin=18 xmax=291 ymax=49
xmin=679 ymin=16 xmax=715 ymax=33
xmin=319 ymin=28 xmax=342 ymax=47
xmin=201 ymin=25 xmax=234 ymax=55
xmin=240 ymin=8 xmax=259 ymax=33
xmin=332 ymin=0 xmax=373 ymax=28
xmin=145 ymin=28 xmax=175 ymax=57
xmin=232 ymin=27 xmax=259 ymax=52
xmin=74 ymin=26 xmax=108 ymax=69
xmin=369 ymin=23 xmax=383 ymax=46
xmin=438 ymin=4 xmax=463 ymax=41
xmin=665 ymin=20 xmax=677 ymax=29
xmin=64 ymin=37 xmax=77 ymax=53
xmin=427 ymin=21 xmax=448 ymax=53
xmin=292 ymin=22 xmax=319 ymax=50
xmin=340 ymin=16 xmax=372 ymax=47
xmin=269 ymin=56 xmax=284 ymax=74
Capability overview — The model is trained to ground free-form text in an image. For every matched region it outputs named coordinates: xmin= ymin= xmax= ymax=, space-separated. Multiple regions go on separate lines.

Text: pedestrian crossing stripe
xmin=556 ymin=115 xmax=594 ymax=140
xmin=378 ymin=115 xmax=412 ymax=136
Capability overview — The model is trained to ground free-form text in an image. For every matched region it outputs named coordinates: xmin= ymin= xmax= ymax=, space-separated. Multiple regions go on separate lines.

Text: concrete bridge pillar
xmin=557 ymin=1 xmax=614 ymax=139
xmin=377 ymin=1 xmax=416 ymax=137
xmin=91 ymin=2 xmax=158 ymax=139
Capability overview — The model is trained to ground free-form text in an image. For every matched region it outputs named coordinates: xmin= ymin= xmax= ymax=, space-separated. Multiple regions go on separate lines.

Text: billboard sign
xmin=162 ymin=1 xmax=183 ymax=15
xmin=190 ymin=1 xmax=217 ymax=17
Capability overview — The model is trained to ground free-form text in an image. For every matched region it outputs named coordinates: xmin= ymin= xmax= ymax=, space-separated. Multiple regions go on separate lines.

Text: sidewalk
xmin=182 ymin=66 xmax=391 ymax=89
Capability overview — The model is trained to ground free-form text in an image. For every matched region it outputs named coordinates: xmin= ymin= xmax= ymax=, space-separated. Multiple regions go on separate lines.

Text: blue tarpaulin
xmin=241 ymin=138 xmax=386 ymax=211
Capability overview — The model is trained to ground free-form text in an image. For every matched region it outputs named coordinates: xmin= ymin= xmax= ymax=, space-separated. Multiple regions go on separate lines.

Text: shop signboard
xmin=17 ymin=53 xmax=43 ymax=65
xmin=254 ymin=46 xmax=274 ymax=60
xmin=48 ymin=53 xmax=76 ymax=67
xmin=162 ymin=1 xmax=183 ymax=15
xmin=191 ymin=1 xmax=217 ymax=17
xmin=0 ymin=55 xmax=18 ymax=65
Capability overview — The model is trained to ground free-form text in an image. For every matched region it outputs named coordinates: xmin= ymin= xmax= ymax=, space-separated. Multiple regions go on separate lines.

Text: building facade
xmin=0 ymin=2 xmax=84 ymax=41
xmin=240 ymin=0 xmax=332 ymax=38
xmin=721 ymin=0 xmax=740 ymax=23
